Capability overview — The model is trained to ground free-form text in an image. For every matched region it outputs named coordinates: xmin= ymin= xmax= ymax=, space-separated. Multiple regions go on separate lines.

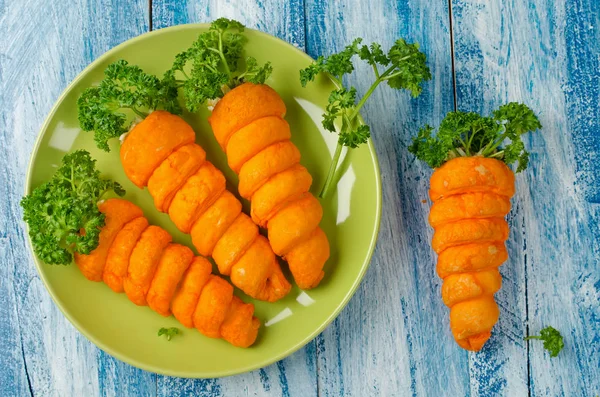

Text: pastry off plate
xmin=24 ymin=24 xmax=381 ymax=378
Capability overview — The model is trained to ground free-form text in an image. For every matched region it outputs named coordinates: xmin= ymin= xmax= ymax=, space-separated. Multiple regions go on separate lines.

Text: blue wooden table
xmin=1 ymin=0 xmax=599 ymax=395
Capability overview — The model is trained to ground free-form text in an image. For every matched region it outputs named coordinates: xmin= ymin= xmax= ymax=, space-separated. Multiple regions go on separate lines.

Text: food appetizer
xmin=169 ymin=19 xmax=331 ymax=289
xmin=77 ymin=60 xmax=291 ymax=302
xmin=21 ymin=151 xmax=259 ymax=347
xmin=408 ymin=103 xmax=542 ymax=350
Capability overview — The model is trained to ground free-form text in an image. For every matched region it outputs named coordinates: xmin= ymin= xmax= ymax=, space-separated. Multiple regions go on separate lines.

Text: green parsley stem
xmin=129 ymin=107 xmax=148 ymax=119
xmin=319 ymin=142 xmax=344 ymax=199
xmin=349 ymin=79 xmax=381 ymax=120
xmin=217 ymin=32 xmax=232 ymax=81
xmin=372 ymin=64 xmax=380 ymax=79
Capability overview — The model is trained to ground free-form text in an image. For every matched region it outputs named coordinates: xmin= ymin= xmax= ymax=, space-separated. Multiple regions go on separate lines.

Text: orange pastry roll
xmin=74 ymin=199 xmax=143 ymax=282
xmin=171 ymin=256 xmax=213 ymax=328
xmin=209 ymin=83 xmax=330 ymax=290
xmin=220 ymin=296 xmax=261 ymax=348
xmin=251 ymin=164 xmax=312 ymax=227
xmin=147 ymin=143 xmax=207 ymax=212
xmin=120 ymin=110 xmax=196 ymax=188
xmin=193 ymin=275 xmax=234 ymax=338
xmin=428 ymin=157 xmax=515 ymax=351
xmin=207 ymin=83 xmax=286 ymax=148
xmin=190 ymin=191 xmax=242 ymax=257
xmin=147 ymin=243 xmax=194 ymax=316
xmin=226 ymin=116 xmax=291 ymax=173
xmin=168 ymin=162 xmax=226 ymax=233
xmin=212 ymin=214 xmax=259 ymax=275
xmin=237 ymin=141 xmax=301 ymax=199
xmin=123 ymin=225 xmax=172 ymax=306
xmin=103 ymin=216 xmax=149 ymax=292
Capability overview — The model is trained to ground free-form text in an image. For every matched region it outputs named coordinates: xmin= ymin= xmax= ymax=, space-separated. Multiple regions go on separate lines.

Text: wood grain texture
xmin=151 ymin=2 xmax=317 ymax=396
xmin=452 ymin=0 xmax=600 ymax=395
xmin=3 ymin=0 xmax=599 ymax=395
xmin=304 ymin=1 xmax=464 ymax=395
xmin=0 ymin=0 xmax=155 ymax=396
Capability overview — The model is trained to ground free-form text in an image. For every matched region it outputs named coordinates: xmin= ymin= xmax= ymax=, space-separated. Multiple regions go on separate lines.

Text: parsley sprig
xmin=409 ymin=103 xmax=542 ymax=172
xmin=300 ymin=38 xmax=431 ymax=198
xmin=158 ymin=327 xmax=181 ymax=341
xmin=21 ymin=150 xmax=125 ymax=264
xmin=524 ymin=326 xmax=564 ymax=357
xmin=77 ymin=59 xmax=181 ymax=151
xmin=168 ymin=18 xmax=273 ymax=112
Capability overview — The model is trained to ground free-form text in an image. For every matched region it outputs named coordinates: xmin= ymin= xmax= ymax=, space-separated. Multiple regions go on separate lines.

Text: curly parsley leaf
xmin=524 ymin=326 xmax=564 ymax=357
xmin=77 ymin=59 xmax=181 ymax=152
xmin=158 ymin=327 xmax=181 ymax=341
xmin=300 ymin=37 xmax=430 ymax=198
xmin=21 ymin=150 xmax=124 ymax=265
xmin=169 ymin=18 xmax=273 ymax=111
xmin=408 ymin=103 xmax=541 ymax=171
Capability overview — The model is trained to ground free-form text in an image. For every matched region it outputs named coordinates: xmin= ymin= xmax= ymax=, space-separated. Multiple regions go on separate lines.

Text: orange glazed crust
xmin=123 ymin=225 xmax=172 ymax=306
xmin=436 ymin=242 xmax=508 ymax=279
xmin=103 ymin=216 xmax=149 ymax=292
xmin=209 ymin=83 xmax=286 ymax=148
xmin=226 ymin=116 xmax=292 ymax=173
xmin=431 ymin=218 xmax=509 ymax=254
xmin=284 ymin=227 xmax=329 ymax=290
xmin=146 ymin=243 xmax=194 ymax=317
xmin=212 ymin=214 xmax=258 ymax=275
xmin=251 ymin=164 xmax=312 ymax=227
xmin=449 ymin=297 xmax=499 ymax=351
xmin=193 ymin=275 xmax=234 ymax=338
xmin=237 ymin=141 xmax=301 ymax=199
xmin=190 ymin=191 xmax=242 ymax=257
xmin=220 ymin=296 xmax=260 ymax=348
xmin=168 ymin=162 xmax=226 ymax=233
xmin=120 ymin=110 xmax=195 ymax=188
xmin=171 ymin=257 xmax=213 ymax=328
xmin=429 ymin=157 xmax=515 ymax=202
xmin=147 ymin=143 xmax=206 ymax=212
xmin=230 ymin=236 xmax=292 ymax=302
xmin=429 ymin=192 xmax=511 ymax=228
xmin=74 ymin=199 xmax=143 ymax=282
xmin=267 ymin=193 xmax=323 ymax=255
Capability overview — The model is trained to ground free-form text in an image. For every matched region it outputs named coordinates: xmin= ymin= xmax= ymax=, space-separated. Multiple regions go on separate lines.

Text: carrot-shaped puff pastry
xmin=74 ymin=199 xmax=143 ymax=282
xmin=77 ymin=61 xmax=291 ymax=302
xmin=208 ymin=83 xmax=329 ymax=289
xmin=79 ymin=198 xmax=260 ymax=347
xmin=164 ymin=21 xmax=333 ymax=289
xmin=22 ymin=152 xmax=260 ymax=347
xmin=408 ymin=104 xmax=541 ymax=351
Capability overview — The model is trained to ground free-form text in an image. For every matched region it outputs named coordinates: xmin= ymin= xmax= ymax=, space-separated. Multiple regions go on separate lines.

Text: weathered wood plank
xmin=152 ymin=0 xmax=306 ymax=50
xmin=452 ymin=0 xmax=600 ymax=395
xmin=0 ymin=0 xmax=156 ymax=395
xmin=305 ymin=1 xmax=465 ymax=395
xmin=151 ymin=2 xmax=317 ymax=396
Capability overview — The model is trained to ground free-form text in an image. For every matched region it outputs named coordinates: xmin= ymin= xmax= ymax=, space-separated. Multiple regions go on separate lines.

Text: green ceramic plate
xmin=25 ymin=24 xmax=382 ymax=378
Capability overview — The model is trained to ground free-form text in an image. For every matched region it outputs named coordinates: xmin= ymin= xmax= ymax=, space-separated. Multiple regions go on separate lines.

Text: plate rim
xmin=23 ymin=22 xmax=383 ymax=378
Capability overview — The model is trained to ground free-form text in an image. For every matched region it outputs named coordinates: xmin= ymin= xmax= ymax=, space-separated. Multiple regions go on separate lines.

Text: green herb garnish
xmin=21 ymin=150 xmax=125 ymax=264
xmin=409 ymin=103 xmax=542 ymax=172
xmin=158 ymin=327 xmax=181 ymax=341
xmin=524 ymin=326 xmax=564 ymax=357
xmin=168 ymin=18 xmax=273 ymax=112
xmin=300 ymin=38 xmax=431 ymax=198
xmin=77 ymin=59 xmax=181 ymax=151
